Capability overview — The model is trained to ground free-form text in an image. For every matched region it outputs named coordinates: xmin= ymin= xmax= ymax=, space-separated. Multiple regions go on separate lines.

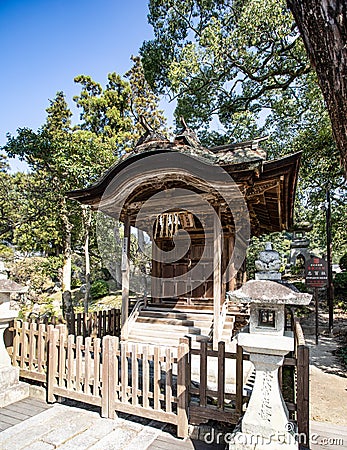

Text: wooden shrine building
xmin=68 ymin=123 xmax=300 ymax=349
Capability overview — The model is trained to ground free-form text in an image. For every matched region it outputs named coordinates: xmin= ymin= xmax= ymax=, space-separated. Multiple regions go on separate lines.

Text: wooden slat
xmin=165 ymin=347 xmax=172 ymax=413
xmin=153 ymin=346 xmax=161 ymax=411
xmin=75 ymin=335 xmax=83 ymax=392
xmin=102 ymin=310 xmax=107 ymax=336
xmin=142 ymin=345 xmax=149 ymax=408
xmin=189 ymin=404 xmax=239 ymax=425
xmin=52 ymin=387 xmax=102 ymax=407
xmin=217 ymin=341 xmax=225 ymax=409
xmin=112 ymin=401 xmax=177 ymax=425
xmin=199 ymin=341 xmax=207 ymax=407
xmin=20 ymin=322 xmax=29 ymax=369
xmin=177 ymin=338 xmax=189 ymax=438
xmin=67 ymin=335 xmax=74 ymax=391
xmin=47 ymin=328 xmax=59 ymax=402
xmin=236 ymin=344 xmax=243 ymax=414
xmin=84 ymin=337 xmax=92 ymax=395
xmin=101 ymin=336 xmax=110 ymax=418
xmin=93 ymin=337 xmax=101 ymax=396
xmin=37 ymin=323 xmax=45 ymax=373
xmin=297 ymin=344 xmax=309 ymax=443
xmin=11 ymin=321 xmax=20 ymax=367
xmin=28 ymin=322 xmax=36 ymax=371
xmin=98 ymin=312 xmax=102 ymax=339
xmin=131 ymin=343 xmax=138 ymax=406
xmin=121 ymin=341 xmax=128 ymax=403
xmin=108 ymin=337 xmax=118 ymax=419
xmin=58 ymin=325 xmax=66 ymax=387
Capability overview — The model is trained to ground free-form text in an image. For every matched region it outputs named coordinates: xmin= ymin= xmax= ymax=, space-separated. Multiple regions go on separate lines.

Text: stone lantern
xmin=0 ymin=275 xmax=29 ymax=406
xmin=227 ymin=244 xmax=311 ymax=449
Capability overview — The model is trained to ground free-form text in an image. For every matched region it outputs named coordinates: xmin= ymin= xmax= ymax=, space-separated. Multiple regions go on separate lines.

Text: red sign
xmin=306 ymin=257 xmax=328 ymax=288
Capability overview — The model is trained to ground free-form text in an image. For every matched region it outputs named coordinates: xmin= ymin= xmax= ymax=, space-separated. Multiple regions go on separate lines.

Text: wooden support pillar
xmin=213 ymin=207 xmax=222 ymax=350
xmin=121 ymin=216 xmax=130 ymax=341
xmin=151 ymin=239 xmax=158 ymax=303
xmin=228 ymin=233 xmax=236 ymax=291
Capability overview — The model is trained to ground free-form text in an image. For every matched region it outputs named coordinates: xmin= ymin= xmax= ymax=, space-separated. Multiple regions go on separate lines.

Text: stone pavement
xmin=0 ymin=403 xmax=166 ymax=450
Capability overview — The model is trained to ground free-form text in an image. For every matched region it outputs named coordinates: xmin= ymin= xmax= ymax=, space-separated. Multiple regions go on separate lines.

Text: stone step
xmin=132 ymin=323 xmax=202 ymax=335
xmin=141 ymin=309 xmax=213 ymax=320
xmin=136 ymin=316 xmax=195 ymax=327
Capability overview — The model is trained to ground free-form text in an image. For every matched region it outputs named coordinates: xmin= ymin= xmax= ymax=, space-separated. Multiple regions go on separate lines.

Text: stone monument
xmin=0 ymin=266 xmax=29 ymax=406
xmin=227 ymin=245 xmax=312 ymax=449
xmin=255 ymin=242 xmax=282 ymax=281
xmin=289 ymin=223 xmax=312 ymax=270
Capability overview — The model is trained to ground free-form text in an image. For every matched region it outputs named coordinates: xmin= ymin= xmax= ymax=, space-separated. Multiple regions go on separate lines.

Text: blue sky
xmin=0 ymin=0 xmax=174 ymax=170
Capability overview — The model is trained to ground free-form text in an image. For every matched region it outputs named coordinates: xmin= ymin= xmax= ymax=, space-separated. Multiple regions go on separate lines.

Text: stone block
xmin=0 ymin=381 xmax=30 ymax=407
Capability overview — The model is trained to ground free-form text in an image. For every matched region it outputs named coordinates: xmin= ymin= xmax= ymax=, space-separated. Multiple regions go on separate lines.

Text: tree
xmin=141 ymin=0 xmax=310 ymax=134
xmin=141 ymin=0 xmax=347 ymax=261
xmin=73 ymin=73 xmax=133 ymax=152
xmin=125 ymin=55 xmax=168 ymax=142
xmin=287 ymin=0 xmax=347 ymax=175
xmin=3 ymin=91 xmax=118 ymax=324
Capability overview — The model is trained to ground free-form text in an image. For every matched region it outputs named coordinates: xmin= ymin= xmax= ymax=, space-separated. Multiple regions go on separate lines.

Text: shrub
xmin=339 ymin=253 xmax=347 ymax=272
xmin=90 ymin=279 xmax=109 ymax=300
xmin=334 ymin=272 xmax=347 ymax=291
xmin=10 ymin=256 xmax=63 ymax=293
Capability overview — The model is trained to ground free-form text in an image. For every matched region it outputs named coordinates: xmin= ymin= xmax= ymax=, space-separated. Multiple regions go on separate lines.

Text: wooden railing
xmin=11 ymin=321 xmax=52 ymax=382
xmin=7 ymin=316 xmax=309 ymax=442
xmin=27 ymin=308 xmax=121 ymax=339
xmin=189 ymin=340 xmax=249 ymax=425
xmin=123 ymin=298 xmax=145 ymax=340
xmin=293 ymin=317 xmax=310 ymax=446
xmin=8 ymin=321 xmax=190 ymax=438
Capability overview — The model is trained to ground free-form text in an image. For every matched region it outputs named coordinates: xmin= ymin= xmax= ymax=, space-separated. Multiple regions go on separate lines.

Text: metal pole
xmin=326 ymin=188 xmax=334 ymax=336
xmin=315 ymin=287 xmax=319 ymax=345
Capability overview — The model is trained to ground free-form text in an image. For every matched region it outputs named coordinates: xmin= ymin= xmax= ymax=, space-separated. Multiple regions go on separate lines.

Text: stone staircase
xmin=127 ymin=300 xmax=241 ymax=351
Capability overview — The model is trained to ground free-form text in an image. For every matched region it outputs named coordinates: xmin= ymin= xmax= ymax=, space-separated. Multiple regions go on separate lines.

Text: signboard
xmin=305 ymin=257 xmax=328 ymax=288
xmin=121 ymin=237 xmax=128 ymax=271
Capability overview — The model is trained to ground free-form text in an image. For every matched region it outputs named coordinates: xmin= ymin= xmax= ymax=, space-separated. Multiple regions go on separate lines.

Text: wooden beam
xmin=213 ymin=207 xmax=222 ymax=350
xmin=121 ymin=215 xmax=130 ymax=340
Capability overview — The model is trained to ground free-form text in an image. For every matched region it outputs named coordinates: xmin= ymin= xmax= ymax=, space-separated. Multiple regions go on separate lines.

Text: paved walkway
xmin=1 ymin=398 xmax=346 ymax=449
xmin=0 ymin=400 xmax=224 ymax=450
xmin=0 ymin=402 xmax=166 ymax=450
xmin=0 ymin=397 xmax=51 ymax=432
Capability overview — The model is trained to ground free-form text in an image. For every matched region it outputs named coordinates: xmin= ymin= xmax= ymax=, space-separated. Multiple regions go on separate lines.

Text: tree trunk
xmin=287 ymin=0 xmax=347 ymax=175
xmin=61 ymin=197 xmax=74 ymax=329
xmin=82 ymin=205 xmax=92 ymax=315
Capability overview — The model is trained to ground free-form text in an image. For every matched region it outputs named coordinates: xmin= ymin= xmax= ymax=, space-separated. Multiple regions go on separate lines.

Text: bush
xmin=292 ymin=281 xmax=310 ymax=293
xmin=334 ymin=272 xmax=347 ymax=291
xmin=90 ymin=279 xmax=109 ymax=300
xmin=10 ymin=256 xmax=63 ymax=293
xmin=334 ymin=272 xmax=347 ymax=310
xmin=339 ymin=254 xmax=347 ymax=272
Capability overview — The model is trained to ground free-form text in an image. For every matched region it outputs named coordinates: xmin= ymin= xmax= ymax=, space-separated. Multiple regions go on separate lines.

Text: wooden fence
xmin=189 ymin=341 xmax=247 ymax=425
xmin=293 ymin=317 xmax=310 ymax=443
xmin=28 ymin=308 xmax=121 ymax=339
xmin=8 ymin=317 xmax=309 ymax=442
xmin=9 ymin=321 xmax=190 ymax=438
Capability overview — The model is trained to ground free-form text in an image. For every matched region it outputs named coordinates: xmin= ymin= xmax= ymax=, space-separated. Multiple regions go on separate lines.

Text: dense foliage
xmin=141 ymin=0 xmax=347 ymax=263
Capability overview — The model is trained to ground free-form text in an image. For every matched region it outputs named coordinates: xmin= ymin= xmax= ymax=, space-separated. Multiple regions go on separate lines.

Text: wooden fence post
xmin=177 ymin=337 xmax=189 ymax=438
xmin=47 ymin=328 xmax=59 ymax=403
xmin=199 ymin=341 xmax=208 ymax=408
xmin=217 ymin=341 xmax=225 ymax=410
xmin=11 ymin=321 xmax=20 ymax=367
xmin=108 ymin=336 xmax=118 ymax=419
xmin=297 ymin=344 xmax=309 ymax=446
xmin=101 ymin=335 xmax=111 ymax=418
xmin=236 ymin=344 xmax=243 ymax=415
